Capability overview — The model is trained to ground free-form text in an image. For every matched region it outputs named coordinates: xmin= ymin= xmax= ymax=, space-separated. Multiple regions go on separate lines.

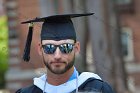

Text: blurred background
xmin=0 ymin=0 xmax=140 ymax=93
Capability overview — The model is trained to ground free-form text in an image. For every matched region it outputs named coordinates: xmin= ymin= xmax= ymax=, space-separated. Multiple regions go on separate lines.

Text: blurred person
xmin=16 ymin=13 xmax=114 ymax=93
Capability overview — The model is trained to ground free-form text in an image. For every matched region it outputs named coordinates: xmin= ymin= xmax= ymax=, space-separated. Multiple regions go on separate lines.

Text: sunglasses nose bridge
xmin=53 ymin=46 xmax=62 ymax=57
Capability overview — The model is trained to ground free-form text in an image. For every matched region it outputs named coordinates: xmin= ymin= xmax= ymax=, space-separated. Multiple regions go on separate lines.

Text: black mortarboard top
xmin=21 ymin=13 xmax=94 ymax=62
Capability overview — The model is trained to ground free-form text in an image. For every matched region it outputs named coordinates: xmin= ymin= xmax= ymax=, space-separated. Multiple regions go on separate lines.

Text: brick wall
xmin=119 ymin=0 xmax=140 ymax=91
xmin=5 ymin=0 xmax=43 ymax=92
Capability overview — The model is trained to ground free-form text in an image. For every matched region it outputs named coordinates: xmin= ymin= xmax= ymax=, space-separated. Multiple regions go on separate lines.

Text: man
xmin=16 ymin=13 xmax=114 ymax=93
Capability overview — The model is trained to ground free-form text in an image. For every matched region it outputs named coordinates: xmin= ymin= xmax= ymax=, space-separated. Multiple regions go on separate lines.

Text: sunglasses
xmin=42 ymin=43 xmax=75 ymax=54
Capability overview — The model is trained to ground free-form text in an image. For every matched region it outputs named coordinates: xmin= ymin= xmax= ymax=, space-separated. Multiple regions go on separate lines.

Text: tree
xmin=86 ymin=0 xmax=129 ymax=92
xmin=0 ymin=16 xmax=8 ymax=88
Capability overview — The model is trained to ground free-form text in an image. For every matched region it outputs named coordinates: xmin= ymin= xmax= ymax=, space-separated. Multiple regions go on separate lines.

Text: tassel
xmin=23 ymin=23 xmax=34 ymax=62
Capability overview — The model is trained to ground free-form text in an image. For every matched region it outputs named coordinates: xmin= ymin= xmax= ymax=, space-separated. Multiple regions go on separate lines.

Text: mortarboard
xmin=21 ymin=13 xmax=94 ymax=62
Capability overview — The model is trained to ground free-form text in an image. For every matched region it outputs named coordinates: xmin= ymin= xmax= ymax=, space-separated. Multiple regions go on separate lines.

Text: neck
xmin=47 ymin=66 xmax=74 ymax=86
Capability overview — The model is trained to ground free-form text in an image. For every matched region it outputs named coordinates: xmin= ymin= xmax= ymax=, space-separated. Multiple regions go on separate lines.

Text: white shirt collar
xmin=33 ymin=72 xmax=101 ymax=93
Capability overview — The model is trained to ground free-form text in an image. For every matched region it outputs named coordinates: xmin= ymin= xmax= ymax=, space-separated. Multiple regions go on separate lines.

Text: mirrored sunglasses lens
xmin=43 ymin=45 xmax=56 ymax=54
xmin=60 ymin=44 xmax=73 ymax=53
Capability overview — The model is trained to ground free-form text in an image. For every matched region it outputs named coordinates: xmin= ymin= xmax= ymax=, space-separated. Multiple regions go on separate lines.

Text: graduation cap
xmin=21 ymin=13 xmax=94 ymax=62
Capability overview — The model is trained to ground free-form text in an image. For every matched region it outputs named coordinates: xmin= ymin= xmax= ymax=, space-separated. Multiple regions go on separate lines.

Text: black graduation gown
xmin=16 ymin=78 xmax=114 ymax=93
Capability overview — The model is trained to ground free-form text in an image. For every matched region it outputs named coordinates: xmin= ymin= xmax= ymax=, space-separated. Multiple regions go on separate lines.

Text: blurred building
xmin=117 ymin=0 xmax=140 ymax=92
xmin=5 ymin=0 xmax=42 ymax=93
xmin=4 ymin=0 xmax=140 ymax=93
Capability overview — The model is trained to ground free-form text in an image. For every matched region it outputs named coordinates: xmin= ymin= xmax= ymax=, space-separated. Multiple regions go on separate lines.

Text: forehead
xmin=42 ymin=39 xmax=75 ymax=45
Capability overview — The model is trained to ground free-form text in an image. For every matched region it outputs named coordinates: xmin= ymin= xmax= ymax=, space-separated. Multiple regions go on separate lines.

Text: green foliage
xmin=0 ymin=16 xmax=8 ymax=88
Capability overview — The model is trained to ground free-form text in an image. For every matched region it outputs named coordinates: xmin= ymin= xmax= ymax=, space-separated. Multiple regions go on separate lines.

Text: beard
xmin=43 ymin=56 xmax=75 ymax=74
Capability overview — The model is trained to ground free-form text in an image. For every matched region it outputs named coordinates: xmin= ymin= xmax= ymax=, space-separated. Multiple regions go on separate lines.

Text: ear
xmin=74 ymin=41 xmax=80 ymax=54
xmin=37 ymin=42 xmax=43 ymax=56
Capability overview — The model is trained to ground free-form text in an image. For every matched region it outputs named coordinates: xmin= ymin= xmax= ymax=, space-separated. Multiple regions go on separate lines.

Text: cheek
xmin=64 ymin=53 xmax=75 ymax=62
xmin=43 ymin=55 xmax=52 ymax=62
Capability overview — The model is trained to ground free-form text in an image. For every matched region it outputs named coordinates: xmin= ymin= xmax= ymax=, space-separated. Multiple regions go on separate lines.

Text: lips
xmin=51 ymin=61 xmax=65 ymax=64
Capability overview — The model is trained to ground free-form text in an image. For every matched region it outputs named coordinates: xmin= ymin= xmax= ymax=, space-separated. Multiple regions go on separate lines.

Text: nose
xmin=54 ymin=47 xmax=62 ymax=60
